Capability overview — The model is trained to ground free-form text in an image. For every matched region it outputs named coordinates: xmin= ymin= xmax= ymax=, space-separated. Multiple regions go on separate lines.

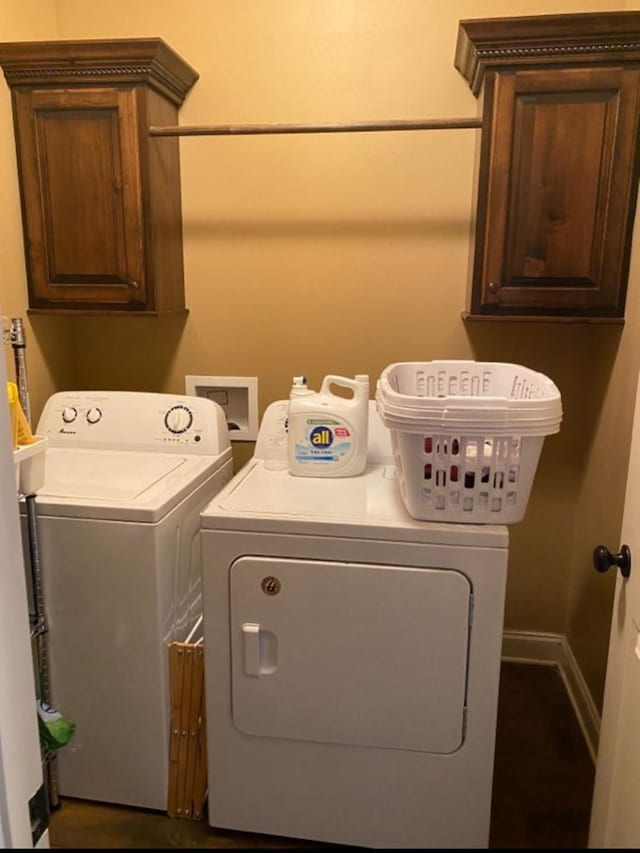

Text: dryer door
xmin=230 ymin=556 xmax=472 ymax=754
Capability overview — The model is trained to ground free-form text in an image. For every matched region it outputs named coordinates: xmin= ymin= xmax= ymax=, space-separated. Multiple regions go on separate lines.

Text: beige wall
xmin=1 ymin=0 xmax=635 ymax=710
xmin=567 ymin=0 xmax=640 ymax=707
xmin=0 ymin=0 xmax=75 ymax=417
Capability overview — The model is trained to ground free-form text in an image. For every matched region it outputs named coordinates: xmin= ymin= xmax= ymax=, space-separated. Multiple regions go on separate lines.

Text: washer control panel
xmin=37 ymin=391 xmax=231 ymax=455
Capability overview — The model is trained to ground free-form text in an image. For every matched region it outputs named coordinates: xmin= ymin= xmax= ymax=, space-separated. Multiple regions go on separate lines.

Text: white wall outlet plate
xmin=185 ymin=376 xmax=258 ymax=441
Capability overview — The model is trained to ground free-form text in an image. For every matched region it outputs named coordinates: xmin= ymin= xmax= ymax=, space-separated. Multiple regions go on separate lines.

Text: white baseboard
xmin=502 ymin=629 xmax=600 ymax=763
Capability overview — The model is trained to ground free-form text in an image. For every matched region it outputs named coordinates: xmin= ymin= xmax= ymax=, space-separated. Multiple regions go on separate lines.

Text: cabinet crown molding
xmin=0 ymin=38 xmax=198 ymax=105
xmin=456 ymin=11 xmax=640 ymax=96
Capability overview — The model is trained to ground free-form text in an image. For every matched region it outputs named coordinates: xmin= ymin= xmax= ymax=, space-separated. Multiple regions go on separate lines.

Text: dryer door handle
xmin=242 ymin=623 xmax=261 ymax=677
xmin=241 ymin=622 xmax=278 ymax=677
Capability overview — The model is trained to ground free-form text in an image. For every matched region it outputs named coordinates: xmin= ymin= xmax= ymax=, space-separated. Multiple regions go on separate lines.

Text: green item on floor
xmin=37 ymin=700 xmax=75 ymax=751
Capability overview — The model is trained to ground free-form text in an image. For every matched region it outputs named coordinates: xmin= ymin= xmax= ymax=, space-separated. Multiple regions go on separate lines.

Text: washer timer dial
xmin=164 ymin=404 xmax=193 ymax=434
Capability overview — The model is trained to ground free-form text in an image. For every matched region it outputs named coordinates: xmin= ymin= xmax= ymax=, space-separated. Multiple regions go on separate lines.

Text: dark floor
xmin=48 ymin=661 xmax=595 ymax=849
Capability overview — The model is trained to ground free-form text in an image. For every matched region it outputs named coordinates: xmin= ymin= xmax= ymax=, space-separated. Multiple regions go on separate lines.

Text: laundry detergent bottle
xmin=287 ymin=374 xmax=369 ymax=477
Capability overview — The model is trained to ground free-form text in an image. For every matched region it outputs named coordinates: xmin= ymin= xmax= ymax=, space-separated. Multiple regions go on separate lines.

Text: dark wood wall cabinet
xmin=455 ymin=12 xmax=640 ymax=322
xmin=0 ymin=39 xmax=197 ymax=314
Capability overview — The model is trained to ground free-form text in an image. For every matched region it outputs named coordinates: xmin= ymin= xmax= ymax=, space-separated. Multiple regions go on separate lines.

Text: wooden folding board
xmin=167 ymin=642 xmax=207 ymax=819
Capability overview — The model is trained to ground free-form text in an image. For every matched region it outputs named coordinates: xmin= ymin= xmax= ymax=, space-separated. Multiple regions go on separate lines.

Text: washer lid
xmin=201 ymin=460 xmax=508 ymax=548
xmin=33 ymin=447 xmax=224 ymax=522
xmin=43 ymin=449 xmax=185 ymax=501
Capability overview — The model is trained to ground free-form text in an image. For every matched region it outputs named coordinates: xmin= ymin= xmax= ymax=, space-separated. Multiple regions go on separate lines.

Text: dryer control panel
xmin=37 ymin=391 xmax=231 ymax=455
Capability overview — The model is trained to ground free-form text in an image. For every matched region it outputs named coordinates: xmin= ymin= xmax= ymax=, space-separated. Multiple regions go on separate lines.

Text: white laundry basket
xmin=376 ymin=361 xmax=562 ymax=524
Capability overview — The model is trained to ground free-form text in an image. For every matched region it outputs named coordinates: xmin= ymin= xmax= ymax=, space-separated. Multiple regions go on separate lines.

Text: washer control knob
xmin=62 ymin=406 xmax=78 ymax=424
xmin=86 ymin=407 xmax=102 ymax=425
xmin=164 ymin=405 xmax=193 ymax=434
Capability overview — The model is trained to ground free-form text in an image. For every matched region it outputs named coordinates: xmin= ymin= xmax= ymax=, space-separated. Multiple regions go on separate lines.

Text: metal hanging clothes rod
xmin=149 ymin=117 xmax=483 ymax=138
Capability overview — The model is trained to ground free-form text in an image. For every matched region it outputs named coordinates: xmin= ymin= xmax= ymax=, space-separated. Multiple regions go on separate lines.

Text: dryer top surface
xmin=201 ymin=459 xmax=508 ymax=548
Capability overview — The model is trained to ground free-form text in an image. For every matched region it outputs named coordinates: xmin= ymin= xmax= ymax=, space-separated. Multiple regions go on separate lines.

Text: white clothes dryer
xmin=27 ymin=391 xmax=233 ymax=811
xmin=200 ymin=401 xmax=509 ymax=849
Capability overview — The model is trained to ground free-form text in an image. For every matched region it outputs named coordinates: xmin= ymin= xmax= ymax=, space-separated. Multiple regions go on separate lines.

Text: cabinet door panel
xmin=475 ymin=67 xmax=640 ymax=317
xmin=38 ymin=107 xmax=126 ymax=279
xmin=508 ymin=93 xmax=609 ymax=282
xmin=15 ymin=88 xmax=145 ymax=308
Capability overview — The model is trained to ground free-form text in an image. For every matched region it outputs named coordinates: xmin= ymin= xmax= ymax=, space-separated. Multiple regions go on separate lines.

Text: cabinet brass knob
xmin=128 ymin=280 xmax=139 ymax=289
xmin=487 ymin=281 xmax=500 ymax=294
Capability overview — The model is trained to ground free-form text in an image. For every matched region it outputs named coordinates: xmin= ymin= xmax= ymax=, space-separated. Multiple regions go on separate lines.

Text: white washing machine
xmin=27 ymin=390 xmax=233 ymax=811
xmin=201 ymin=401 xmax=509 ymax=848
